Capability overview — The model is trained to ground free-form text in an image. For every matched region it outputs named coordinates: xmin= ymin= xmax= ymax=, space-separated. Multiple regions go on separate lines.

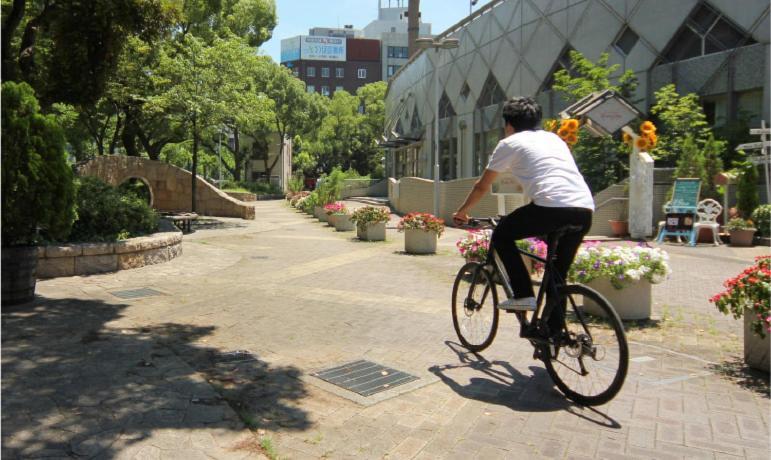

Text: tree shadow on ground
xmin=2 ymin=295 xmax=309 ymax=459
xmin=429 ymin=341 xmax=620 ymax=428
xmin=192 ymin=218 xmax=250 ymax=230
xmin=708 ymin=357 xmax=770 ymax=397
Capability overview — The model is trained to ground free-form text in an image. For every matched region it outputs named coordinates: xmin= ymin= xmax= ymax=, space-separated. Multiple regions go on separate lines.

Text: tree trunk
xmin=191 ymin=112 xmax=198 ymax=212
xmin=121 ymin=113 xmax=140 ymax=157
xmin=232 ymin=126 xmax=241 ymax=182
xmin=109 ymin=114 xmax=123 ymax=155
xmin=1 ymin=0 xmax=26 ymax=81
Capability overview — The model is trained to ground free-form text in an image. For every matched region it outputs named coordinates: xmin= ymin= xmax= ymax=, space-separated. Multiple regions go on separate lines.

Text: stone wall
xmin=225 ymin=191 xmax=257 ymax=202
xmin=77 ymin=155 xmax=255 ymax=219
xmin=37 ymin=220 xmax=182 ymax=279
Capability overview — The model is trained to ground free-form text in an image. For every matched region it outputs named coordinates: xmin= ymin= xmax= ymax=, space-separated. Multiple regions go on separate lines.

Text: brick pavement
xmin=2 ymin=199 xmax=769 ymax=459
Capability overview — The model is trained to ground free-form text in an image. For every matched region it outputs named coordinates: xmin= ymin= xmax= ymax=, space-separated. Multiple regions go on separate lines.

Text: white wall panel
xmin=628 ymin=0 xmax=696 ymax=52
xmin=571 ymin=0 xmax=623 ymax=60
xmin=710 ymin=0 xmax=770 ymax=35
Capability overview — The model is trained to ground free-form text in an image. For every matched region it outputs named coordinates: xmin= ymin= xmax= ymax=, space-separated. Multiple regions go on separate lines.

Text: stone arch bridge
xmin=76 ymin=155 xmax=255 ymax=219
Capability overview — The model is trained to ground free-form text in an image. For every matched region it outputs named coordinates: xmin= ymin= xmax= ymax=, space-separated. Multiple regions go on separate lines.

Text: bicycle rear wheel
xmin=452 ymin=262 xmax=500 ymax=352
xmin=544 ymin=284 xmax=628 ymax=406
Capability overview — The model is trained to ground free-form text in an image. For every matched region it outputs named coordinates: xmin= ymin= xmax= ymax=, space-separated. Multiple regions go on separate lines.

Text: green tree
xmin=650 ymin=84 xmax=711 ymax=165
xmin=550 ymin=51 xmax=638 ymax=192
xmin=1 ymin=81 xmax=75 ymax=244
xmin=736 ymin=160 xmax=760 ymax=218
xmin=552 ymin=51 xmax=637 ymax=101
xmin=1 ymin=0 xmax=177 ymax=107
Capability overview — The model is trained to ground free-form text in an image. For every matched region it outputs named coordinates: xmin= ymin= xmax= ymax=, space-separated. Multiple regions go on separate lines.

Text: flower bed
xmin=568 ymin=245 xmax=671 ymax=289
xmin=397 ymin=213 xmax=445 ymax=235
xmin=324 ymin=202 xmax=346 ymax=215
xmin=456 ymin=230 xmax=491 ymax=262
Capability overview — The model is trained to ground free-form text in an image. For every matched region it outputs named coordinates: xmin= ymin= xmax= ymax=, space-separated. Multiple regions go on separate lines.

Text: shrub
xmin=711 ymin=256 xmax=771 ymax=338
xmin=222 ymin=180 xmax=281 ymax=196
xmin=1 ymin=81 xmax=76 ymax=245
xmin=397 ymin=213 xmax=445 ymax=236
xmin=456 ymin=230 xmax=491 ymax=262
xmin=750 ymin=204 xmax=771 ymax=237
xmin=288 ymin=174 xmax=305 ymax=193
xmin=736 ymin=161 xmax=759 ymax=218
xmin=69 ymin=177 xmax=159 ymax=242
xmin=299 ymin=192 xmax=318 ymax=213
xmin=350 ymin=206 xmax=390 ymax=231
xmin=725 ymin=217 xmax=755 ymax=232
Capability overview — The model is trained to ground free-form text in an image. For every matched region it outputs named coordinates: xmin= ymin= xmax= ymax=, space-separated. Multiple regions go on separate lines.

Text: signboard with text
xmin=300 ymin=36 xmax=346 ymax=61
xmin=280 ymin=36 xmax=301 ymax=63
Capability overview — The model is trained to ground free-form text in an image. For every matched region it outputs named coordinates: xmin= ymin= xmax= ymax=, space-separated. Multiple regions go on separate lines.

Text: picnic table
xmin=161 ymin=212 xmax=198 ymax=233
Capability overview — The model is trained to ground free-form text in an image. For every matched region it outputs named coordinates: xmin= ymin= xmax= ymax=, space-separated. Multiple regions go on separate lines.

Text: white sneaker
xmin=497 ymin=296 xmax=537 ymax=311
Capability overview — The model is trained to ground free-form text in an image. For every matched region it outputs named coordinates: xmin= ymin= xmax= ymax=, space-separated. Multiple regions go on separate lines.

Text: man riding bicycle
xmin=453 ymin=97 xmax=594 ymax=319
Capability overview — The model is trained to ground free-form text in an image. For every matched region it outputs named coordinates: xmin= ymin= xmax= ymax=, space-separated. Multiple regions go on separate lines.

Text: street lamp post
xmin=415 ymin=37 xmax=459 ymax=217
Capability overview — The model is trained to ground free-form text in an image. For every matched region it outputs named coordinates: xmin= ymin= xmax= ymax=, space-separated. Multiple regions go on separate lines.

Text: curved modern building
xmin=383 ymin=0 xmax=770 ymax=181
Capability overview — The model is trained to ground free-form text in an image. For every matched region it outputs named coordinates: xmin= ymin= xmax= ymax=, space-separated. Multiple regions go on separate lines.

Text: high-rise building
xmin=281 ymin=32 xmax=381 ymax=97
xmin=363 ymin=1 xmax=432 ymax=80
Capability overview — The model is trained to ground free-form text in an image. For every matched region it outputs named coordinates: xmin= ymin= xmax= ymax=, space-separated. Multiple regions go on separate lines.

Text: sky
xmin=260 ymin=0 xmax=494 ymax=62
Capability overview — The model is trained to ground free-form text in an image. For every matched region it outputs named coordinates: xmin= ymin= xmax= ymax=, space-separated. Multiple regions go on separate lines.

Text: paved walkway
xmin=3 ymin=200 xmax=769 ymax=459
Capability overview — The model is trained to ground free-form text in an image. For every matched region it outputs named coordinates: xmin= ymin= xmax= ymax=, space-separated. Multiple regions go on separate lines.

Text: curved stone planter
xmin=357 ymin=222 xmax=386 ymax=241
xmin=314 ymin=206 xmax=328 ymax=222
xmin=744 ymin=309 xmax=770 ymax=373
xmin=37 ymin=220 xmax=182 ymax=279
xmin=404 ymin=229 xmax=438 ymax=254
xmin=334 ymin=214 xmax=355 ymax=232
xmin=583 ymin=278 xmax=652 ymax=320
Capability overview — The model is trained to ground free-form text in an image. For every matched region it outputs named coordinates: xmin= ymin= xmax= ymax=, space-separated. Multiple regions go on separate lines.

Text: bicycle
xmin=451 ymin=217 xmax=629 ymax=406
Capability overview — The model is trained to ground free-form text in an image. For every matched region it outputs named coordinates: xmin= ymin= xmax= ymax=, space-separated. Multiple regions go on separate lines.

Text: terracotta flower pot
xmin=608 ymin=220 xmax=628 ymax=237
xmin=729 ymin=228 xmax=756 ymax=247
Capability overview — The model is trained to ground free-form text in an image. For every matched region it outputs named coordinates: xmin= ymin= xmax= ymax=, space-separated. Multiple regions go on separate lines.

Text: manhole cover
xmin=110 ymin=288 xmax=163 ymax=299
xmin=313 ymin=360 xmax=419 ymax=396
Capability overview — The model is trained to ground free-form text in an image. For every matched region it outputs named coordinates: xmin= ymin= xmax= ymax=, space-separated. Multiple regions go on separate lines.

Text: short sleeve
xmin=486 ymin=139 xmax=514 ymax=172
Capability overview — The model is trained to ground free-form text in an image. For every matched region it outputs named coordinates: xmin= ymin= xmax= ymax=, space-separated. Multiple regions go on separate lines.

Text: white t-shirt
xmin=486 ymin=130 xmax=595 ymax=210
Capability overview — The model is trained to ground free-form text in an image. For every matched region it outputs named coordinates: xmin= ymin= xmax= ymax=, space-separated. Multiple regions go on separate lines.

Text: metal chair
xmin=689 ymin=198 xmax=722 ymax=246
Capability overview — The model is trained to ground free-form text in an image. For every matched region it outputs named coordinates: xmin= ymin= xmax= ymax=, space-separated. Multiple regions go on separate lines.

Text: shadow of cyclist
xmin=429 ymin=341 xmax=620 ymax=428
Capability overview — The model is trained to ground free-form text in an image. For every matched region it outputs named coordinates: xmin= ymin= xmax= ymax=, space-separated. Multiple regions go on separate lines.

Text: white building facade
xmin=363 ymin=1 xmax=432 ymax=80
xmin=383 ymin=0 xmax=770 ymax=182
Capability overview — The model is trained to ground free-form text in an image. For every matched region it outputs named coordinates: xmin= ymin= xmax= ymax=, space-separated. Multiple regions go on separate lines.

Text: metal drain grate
xmin=110 ymin=287 xmax=163 ymax=299
xmin=313 ymin=360 xmax=419 ymax=397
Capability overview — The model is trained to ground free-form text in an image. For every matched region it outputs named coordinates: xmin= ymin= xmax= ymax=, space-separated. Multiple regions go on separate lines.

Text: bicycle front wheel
xmin=451 ymin=262 xmax=499 ymax=352
xmin=544 ymin=284 xmax=629 ymax=406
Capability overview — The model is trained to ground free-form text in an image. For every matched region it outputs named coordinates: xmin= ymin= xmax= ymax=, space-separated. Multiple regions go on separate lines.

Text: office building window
xmin=336 ymin=67 xmax=344 ymax=78
xmin=335 ymin=85 xmax=344 ymax=93
xmin=358 ymin=68 xmax=367 ymax=79
xmin=321 ymin=86 xmax=330 ymax=96
xmin=321 ymin=67 xmax=330 ymax=78
xmin=387 ymin=46 xmax=409 ymax=58
xmin=307 ymin=66 xmax=316 ymax=77
xmin=292 ymin=68 xmax=299 ymax=77
xmin=307 ymin=85 xmax=315 ymax=93
xmin=387 ymin=65 xmax=402 ymax=77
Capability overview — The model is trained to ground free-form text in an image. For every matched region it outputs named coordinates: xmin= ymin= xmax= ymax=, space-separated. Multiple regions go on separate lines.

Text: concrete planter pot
xmin=314 ymin=206 xmax=328 ymax=222
xmin=744 ymin=308 xmax=770 ymax=373
xmin=584 ymin=278 xmax=652 ymax=320
xmin=333 ymin=214 xmax=355 ymax=232
xmin=357 ymin=222 xmax=386 ymax=241
xmin=326 ymin=213 xmax=337 ymax=227
xmin=729 ymin=229 xmax=756 ymax=247
xmin=404 ymin=229 xmax=438 ymax=254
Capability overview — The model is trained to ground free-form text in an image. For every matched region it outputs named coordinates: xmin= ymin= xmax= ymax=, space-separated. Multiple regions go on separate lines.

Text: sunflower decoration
xmin=556 ymin=118 xmax=580 ymax=146
xmin=543 ymin=119 xmax=558 ymax=132
xmin=624 ymin=121 xmax=658 ymax=151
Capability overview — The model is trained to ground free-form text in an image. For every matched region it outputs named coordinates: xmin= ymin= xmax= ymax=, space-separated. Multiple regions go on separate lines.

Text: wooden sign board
xmin=670 ymin=178 xmax=701 ymax=210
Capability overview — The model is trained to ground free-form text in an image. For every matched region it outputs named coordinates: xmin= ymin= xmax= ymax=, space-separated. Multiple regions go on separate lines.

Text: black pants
xmin=491 ymin=203 xmax=593 ymax=299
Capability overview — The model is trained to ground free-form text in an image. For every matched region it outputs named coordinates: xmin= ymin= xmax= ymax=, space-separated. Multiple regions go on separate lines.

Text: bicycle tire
xmin=543 ymin=284 xmax=629 ymax=406
xmin=451 ymin=262 xmax=500 ymax=352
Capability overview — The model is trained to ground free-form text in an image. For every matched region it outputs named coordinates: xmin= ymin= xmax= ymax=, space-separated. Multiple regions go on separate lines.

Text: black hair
xmin=502 ymin=97 xmax=542 ymax=132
